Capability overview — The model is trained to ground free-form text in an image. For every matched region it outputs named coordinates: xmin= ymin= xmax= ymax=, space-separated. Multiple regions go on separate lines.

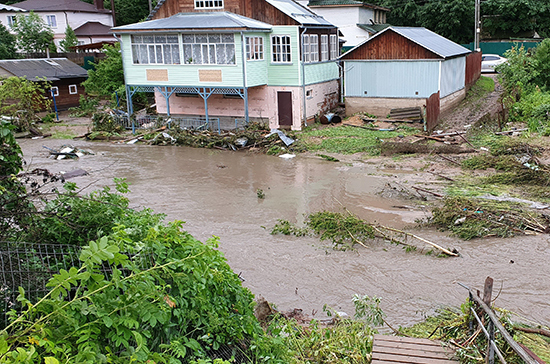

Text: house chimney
xmin=94 ymin=0 xmax=104 ymax=10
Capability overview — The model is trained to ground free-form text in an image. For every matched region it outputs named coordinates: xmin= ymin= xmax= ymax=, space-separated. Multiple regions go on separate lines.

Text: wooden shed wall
xmin=152 ymin=0 xmax=299 ymax=25
xmin=465 ymin=51 xmax=481 ymax=88
xmin=341 ymin=29 xmax=441 ymax=60
xmin=48 ymin=78 xmax=87 ymax=110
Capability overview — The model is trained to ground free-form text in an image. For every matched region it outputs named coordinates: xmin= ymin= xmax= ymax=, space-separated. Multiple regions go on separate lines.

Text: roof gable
xmin=341 ymin=26 xmax=470 ymax=60
xmin=11 ymin=0 xmax=111 ymax=13
xmin=0 ymin=58 xmax=88 ymax=81
xmin=74 ymin=21 xmax=112 ymax=36
xmin=263 ymin=0 xmax=333 ymax=26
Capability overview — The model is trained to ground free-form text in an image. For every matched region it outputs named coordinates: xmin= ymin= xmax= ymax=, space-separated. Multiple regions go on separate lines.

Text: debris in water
xmin=279 ymin=153 xmax=295 ymax=159
xmin=266 ymin=129 xmax=295 ymax=146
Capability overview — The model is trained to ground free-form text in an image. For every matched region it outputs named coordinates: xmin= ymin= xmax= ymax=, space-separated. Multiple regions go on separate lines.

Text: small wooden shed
xmin=340 ymin=26 xmax=481 ymax=130
xmin=0 ymin=58 xmax=88 ymax=110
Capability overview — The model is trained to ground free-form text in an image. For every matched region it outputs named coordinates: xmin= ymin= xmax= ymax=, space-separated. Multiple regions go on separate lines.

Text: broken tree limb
xmin=456 ymin=132 xmax=476 ymax=149
xmin=430 ymin=131 xmax=467 ymax=137
xmin=411 ymin=186 xmax=444 ymax=198
xmin=438 ymin=154 xmax=461 ymax=166
xmin=429 ymin=172 xmax=455 ymax=181
xmin=513 ymin=327 xmax=550 ymax=338
xmin=414 ymin=134 xmax=445 ymax=142
xmin=378 ymin=226 xmax=459 ymax=257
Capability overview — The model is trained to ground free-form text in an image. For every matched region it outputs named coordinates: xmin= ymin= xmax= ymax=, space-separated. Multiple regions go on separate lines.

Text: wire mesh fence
xmin=111 ymin=113 xmax=221 ymax=133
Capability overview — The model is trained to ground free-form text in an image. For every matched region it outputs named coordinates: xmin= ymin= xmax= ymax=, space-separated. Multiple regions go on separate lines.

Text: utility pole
xmin=474 ymin=0 xmax=480 ymax=52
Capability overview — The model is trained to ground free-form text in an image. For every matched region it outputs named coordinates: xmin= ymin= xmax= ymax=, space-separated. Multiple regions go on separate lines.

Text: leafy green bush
xmin=69 ymin=95 xmax=100 ymax=117
xmin=92 ymin=112 xmax=124 ymax=133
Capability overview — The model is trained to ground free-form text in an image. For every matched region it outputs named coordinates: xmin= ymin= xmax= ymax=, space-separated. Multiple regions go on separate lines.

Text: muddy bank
xmin=17 ymin=138 xmax=550 ymax=328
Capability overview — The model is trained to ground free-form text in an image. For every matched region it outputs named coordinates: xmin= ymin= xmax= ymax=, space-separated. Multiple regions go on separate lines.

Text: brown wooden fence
xmin=425 ymin=91 xmax=440 ymax=132
xmin=465 ymin=51 xmax=482 ymax=89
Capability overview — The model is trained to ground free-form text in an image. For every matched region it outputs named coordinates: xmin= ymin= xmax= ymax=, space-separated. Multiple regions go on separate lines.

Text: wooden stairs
xmin=371 ymin=334 xmax=459 ymax=364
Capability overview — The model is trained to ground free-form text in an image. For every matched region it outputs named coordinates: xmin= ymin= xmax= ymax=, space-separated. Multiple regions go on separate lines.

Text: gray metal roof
xmin=113 ymin=12 xmax=273 ymax=32
xmin=264 ymin=0 xmax=334 ymax=26
xmin=0 ymin=58 xmax=88 ymax=81
xmin=0 ymin=4 xmax=26 ymax=11
xmin=387 ymin=27 xmax=470 ymax=58
xmin=11 ymin=0 xmax=111 ymax=13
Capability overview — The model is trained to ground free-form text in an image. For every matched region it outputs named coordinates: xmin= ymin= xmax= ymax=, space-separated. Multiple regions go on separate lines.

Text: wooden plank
xmin=374 ymin=335 xmax=443 ymax=347
xmin=372 ymin=352 xmax=457 ymax=364
xmin=373 ymin=345 xmax=454 ymax=360
xmin=374 ymin=341 xmax=453 ymax=353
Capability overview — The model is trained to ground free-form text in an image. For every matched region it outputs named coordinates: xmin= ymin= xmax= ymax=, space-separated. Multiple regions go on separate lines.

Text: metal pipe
xmin=300 ymin=27 xmax=308 ymax=127
xmin=470 ymin=308 xmax=507 ymax=364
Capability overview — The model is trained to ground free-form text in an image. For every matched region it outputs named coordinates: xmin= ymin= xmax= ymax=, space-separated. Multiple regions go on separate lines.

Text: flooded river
xmin=19 ymin=138 xmax=550 ymax=327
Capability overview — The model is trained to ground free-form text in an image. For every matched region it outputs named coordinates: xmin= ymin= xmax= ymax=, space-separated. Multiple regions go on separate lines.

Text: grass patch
xmin=297 ymin=125 xmax=418 ymax=155
xmin=50 ymin=130 xmax=78 ymax=139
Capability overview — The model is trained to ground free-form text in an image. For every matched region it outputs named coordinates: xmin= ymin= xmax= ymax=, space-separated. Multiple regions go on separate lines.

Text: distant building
xmin=0 ymin=58 xmax=88 ymax=109
xmin=0 ymin=0 xmax=114 ymax=50
xmin=296 ymin=0 xmax=390 ymax=50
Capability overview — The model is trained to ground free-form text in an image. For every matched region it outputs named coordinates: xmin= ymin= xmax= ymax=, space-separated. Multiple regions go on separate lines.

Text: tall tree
xmin=481 ymin=0 xmax=550 ymax=39
xmin=82 ymin=43 xmax=124 ymax=97
xmin=59 ymin=25 xmax=79 ymax=52
xmin=0 ymin=23 xmax=17 ymax=59
xmin=11 ymin=11 xmax=54 ymax=53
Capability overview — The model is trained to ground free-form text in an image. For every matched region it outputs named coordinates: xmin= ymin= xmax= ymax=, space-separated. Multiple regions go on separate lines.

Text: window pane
xmin=132 ymin=35 xmax=142 ymax=43
xmin=226 ymin=44 xmax=235 ymax=64
xmin=167 ymin=35 xmax=178 ymax=43
xmin=149 ymin=45 xmax=156 ymax=63
xmin=172 ymin=45 xmax=180 ymax=64
xmin=156 ymin=45 xmax=163 ymax=63
xmin=155 ymin=35 xmax=166 ymax=43
xmin=139 ymin=44 xmax=148 ymax=64
xmin=183 ymin=44 xmax=192 ymax=63
xmin=209 ymin=34 xmax=220 ymax=43
xmin=196 ymin=34 xmax=207 ymax=43
xmin=202 ymin=44 xmax=209 ymax=63
xmin=143 ymin=35 xmax=154 ymax=43
xmin=209 ymin=44 xmax=216 ymax=64
xmin=183 ymin=34 xmax=194 ymax=43
xmin=217 ymin=44 xmax=226 ymax=64
xmin=222 ymin=34 xmax=234 ymax=43
xmin=193 ymin=44 xmax=202 ymax=64
xmin=163 ymin=45 xmax=171 ymax=64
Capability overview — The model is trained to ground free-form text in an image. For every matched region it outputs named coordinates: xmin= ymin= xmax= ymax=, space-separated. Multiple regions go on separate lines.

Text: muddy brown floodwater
xmin=19 ymin=138 xmax=550 ymax=328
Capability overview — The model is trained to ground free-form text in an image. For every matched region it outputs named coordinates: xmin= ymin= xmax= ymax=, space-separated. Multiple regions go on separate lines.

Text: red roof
xmin=11 ymin=0 xmax=111 ymax=13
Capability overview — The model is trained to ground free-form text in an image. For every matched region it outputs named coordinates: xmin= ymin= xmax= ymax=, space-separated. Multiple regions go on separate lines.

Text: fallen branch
xmin=429 ymin=172 xmax=455 ymax=181
xmin=430 ymin=131 xmax=467 ymax=137
xmin=514 ymin=326 xmax=550 ymax=338
xmin=378 ymin=226 xmax=459 ymax=257
xmin=437 ymin=154 xmax=461 ymax=166
xmin=456 ymin=132 xmax=476 ymax=149
xmin=412 ymin=186 xmax=444 ymax=198
xmin=414 ymin=134 xmax=445 ymax=142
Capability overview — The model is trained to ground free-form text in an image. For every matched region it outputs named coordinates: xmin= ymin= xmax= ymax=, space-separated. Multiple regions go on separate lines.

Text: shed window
xmin=131 ymin=34 xmax=180 ymax=65
xmin=182 ymin=33 xmax=235 ymax=65
xmin=69 ymin=85 xmax=77 ymax=94
xmin=302 ymin=34 xmax=319 ymax=63
xmin=50 ymin=87 xmax=59 ymax=97
xmin=302 ymin=34 xmax=310 ymax=63
xmin=7 ymin=16 xmax=16 ymax=27
xmin=271 ymin=35 xmax=291 ymax=63
xmin=310 ymin=34 xmax=318 ymax=62
xmin=194 ymin=0 xmax=223 ymax=9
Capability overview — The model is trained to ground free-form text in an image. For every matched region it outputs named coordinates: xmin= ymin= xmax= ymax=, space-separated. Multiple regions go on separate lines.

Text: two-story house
xmin=111 ymin=0 xmax=340 ymax=130
xmin=0 ymin=0 xmax=114 ymax=49
xmin=296 ymin=0 xmax=390 ymax=51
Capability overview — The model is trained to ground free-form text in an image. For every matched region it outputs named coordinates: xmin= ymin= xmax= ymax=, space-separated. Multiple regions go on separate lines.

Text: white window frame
xmin=246 ymin=36 xmax=264 ymax=61
xmin=321 ymin=34 xmax=328 ymax=61
xmin=131 ymin=34 xmax=181 ymax=65
xmin=330 ymin=34 xmax=338 ymax=60
xmin=194 ymin=0 xmax=223 ymax=9
xmin=302 ymin=34 xmax=310 ymax=63
xmin=310 ymin=34 xmax=319 ymax=62
xmin=271 ymin=35 xmax=291 ymax=63
xmin=50 ymin=86 xmax=59 ymax=97
xmin=69 ymin=85 xmax=77 ymax=95
xmin=7 ymin=15 xmax=16 ymax=27
xmin=182 ymin=33 xmax=235 ymax=65
xmin=46 ymin=15 xmax=57 ymax=28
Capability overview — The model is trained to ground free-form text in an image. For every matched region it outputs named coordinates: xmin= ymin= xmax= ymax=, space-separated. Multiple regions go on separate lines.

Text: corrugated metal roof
xmin=0 ymin=58 xmax=88 ymax=81
xmin=308 ymin=0 xmax=389 ymax=10
xmin=11 ymin=0 xmax=111 ymax=13
xmin=342 ymin=26 xmax=470 ymax=59
xmin=387 ymin=27 xmax=470 ymax=58
xmin=113 ymin=12 xmax=273 ymax=32
xmin=264 ymin=0 xmax=334 ymax=26
xmin=0 ymin=4 xmax=26 ymax=11
xmin=357 ymin=23 xmax=390 ymax=34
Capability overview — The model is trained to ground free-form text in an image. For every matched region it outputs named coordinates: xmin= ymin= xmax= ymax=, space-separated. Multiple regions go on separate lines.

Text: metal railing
xmin=111 ymin=113 xmax=220 ymax=134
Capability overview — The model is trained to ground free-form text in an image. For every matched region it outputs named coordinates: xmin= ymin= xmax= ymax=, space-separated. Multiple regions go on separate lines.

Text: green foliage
xmin=307 ymin=211 xmax=375 ymax=249
xmin=498 ymin=45 xmax=538 ymax=97
xmin=83 ymin=43 xmax=125 ymax=97
xmin=0 ymin=220 xmax=264 ymax=363
xmin=0 ymin=120 xmax=22 ymax=177
xmin=271 ymin=219 xmax=308 ymax=237
xmin=69 ymin=95 xmax=100 ymax=117
xmin=0 ymin=22 xmax=17 ymax=59
xmin=317 ymin=154 xmax=340 ymax=162
xmin=352 ymin=295 xmax=386 ymax=327
xmin=266 ymin=315 xmax=373 ymax=363
xmin=481 ymin=0 xmax=550 ymax=39
xmin=92 ymin=112 xmax=124 ymax=133
xmin=256 ymin=188 xmax=265 ymax=199
xmin=0 ymin=76 xmax=51 ymax=131
xmin=11 ymin=11 xmax=54 ymax=53
xmin=59 ymin=25 xmax=78 ymax=52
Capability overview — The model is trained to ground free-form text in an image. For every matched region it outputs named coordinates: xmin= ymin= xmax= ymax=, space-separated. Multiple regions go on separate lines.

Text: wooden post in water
xmin=483 ymin=277 xmax=493 ymax=306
